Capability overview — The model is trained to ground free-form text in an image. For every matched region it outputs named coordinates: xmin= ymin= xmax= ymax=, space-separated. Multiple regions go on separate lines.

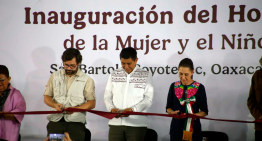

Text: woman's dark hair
xmin=0 ymin=65 xmax=10 ymax=78
xmin=120 ymin=47 xmax=137 ymax=61
xmin=61 ymin=48 xmax=82 ymax=64
xmin=178 ymin=58 xmax=194 ymax=71
xmin=179 ymin=58 xmax=194 ymax=79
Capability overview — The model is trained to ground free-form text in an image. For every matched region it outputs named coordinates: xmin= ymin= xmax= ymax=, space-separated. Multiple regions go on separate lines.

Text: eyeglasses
xmin=63 ymin=63 xmax=77 ymax=69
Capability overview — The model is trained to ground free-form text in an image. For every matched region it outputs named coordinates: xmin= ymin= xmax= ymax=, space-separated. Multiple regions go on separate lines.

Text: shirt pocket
xmin=54 ymin=80 xmax=63 ymax=96
xmin=54 ymin=97 xmax=65 ymax=104
xmin=130 ymin=78 xmax=147 ymax=89
xmin=128 ymin=84 xmax=145 ymax=103
xmin=134 ymin=84 xmax=146 ymax=89
xmin=70 ymin=96 xmax=85 ymax=107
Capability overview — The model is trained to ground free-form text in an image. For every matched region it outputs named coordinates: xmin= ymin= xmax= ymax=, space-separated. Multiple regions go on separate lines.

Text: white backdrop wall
xmin=1 ymin=1 xmax=262 ymax=141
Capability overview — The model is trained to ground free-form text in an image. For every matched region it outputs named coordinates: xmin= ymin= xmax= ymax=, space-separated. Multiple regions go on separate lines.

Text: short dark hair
xmin=0 ymin=65 xmax=10 ymax=78
xmin=61 ymin=48 xmax=82 ymax=64
xmin=120 ymin=47 xmax=137 ymax=61
xmin=178 ymin=58 xmax=194 ymax=71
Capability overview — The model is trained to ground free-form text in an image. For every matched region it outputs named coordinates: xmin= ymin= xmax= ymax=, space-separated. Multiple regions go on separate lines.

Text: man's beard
xmin=65 ymin=67 xmax=78 ymax=75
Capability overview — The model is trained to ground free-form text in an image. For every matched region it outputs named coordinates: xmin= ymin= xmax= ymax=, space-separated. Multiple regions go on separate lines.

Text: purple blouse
xmin=0 ymin=85 xmax=26 ymax=141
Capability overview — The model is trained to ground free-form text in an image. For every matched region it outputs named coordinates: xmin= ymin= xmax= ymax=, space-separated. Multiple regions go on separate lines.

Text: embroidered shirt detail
xmin=174 ymin=81 xmax=200 ymax=105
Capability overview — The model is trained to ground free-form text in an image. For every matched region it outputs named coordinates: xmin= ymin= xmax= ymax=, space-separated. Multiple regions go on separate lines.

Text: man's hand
xmin=63 ymin=107 xmax=74 ymax=114
xmin=54 ymin=103 xmax=64 ymax=111
xmin=121 ymin=108 xmax=133 ymax=117
xmin=111 ymin=108 xmax=121 ymax=118
xmin=44 ymin=95 xmax=64 ymax=111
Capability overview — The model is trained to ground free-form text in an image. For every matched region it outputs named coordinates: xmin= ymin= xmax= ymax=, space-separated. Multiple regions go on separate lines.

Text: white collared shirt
xmin=104 ymin=66 xmax=154 ymax=127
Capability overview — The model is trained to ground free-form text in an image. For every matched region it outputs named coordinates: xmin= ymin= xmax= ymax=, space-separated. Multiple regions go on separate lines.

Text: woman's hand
xmin=0 ymin=111 xmax=17 ymax=121
xmin=167 ymin=108 xmax=180 ymax=115
xmin=194 ymin=111 xmax=207 ymax=117
xmin=168 ymin=109 xmax=182 ymax=119
xmin=169 ymin=110 xmax=180 ymax=115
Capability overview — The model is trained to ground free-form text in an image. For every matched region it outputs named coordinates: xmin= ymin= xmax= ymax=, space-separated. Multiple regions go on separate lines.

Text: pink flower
xmin=194 ymin=82 xmax=200 ymax=87
xmin=187 ymin=88 xmax=197 ymax=98
xmin=175 ymin=87 xmax=183 ymax=99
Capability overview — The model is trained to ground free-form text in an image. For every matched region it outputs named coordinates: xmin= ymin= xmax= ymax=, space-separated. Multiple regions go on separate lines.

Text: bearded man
xmin=44 ymin=48 xmax=96 ymax=141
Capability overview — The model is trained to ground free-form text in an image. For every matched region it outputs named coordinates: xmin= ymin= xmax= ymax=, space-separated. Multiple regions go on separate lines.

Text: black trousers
xmin=47 ymin=117 xmax=86 ymax=141
xmin=109 ymin=125 xmax=147 ymax=141
xmin=255 ymin=130 xmax=262 ymax=141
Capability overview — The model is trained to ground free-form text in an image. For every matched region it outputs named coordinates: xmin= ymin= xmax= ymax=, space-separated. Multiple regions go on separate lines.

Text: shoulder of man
xmin=252 ymin=69 xmax=262 ymax=81
xmin=77 ymin=69 xmax=92 ymax=80
xmin=136 ymin=66 xmax=148 ymax=72
xmin=51 ymin=69 xmax=64 ymax=80
xmin=254 ymin=69 xmax=262 ymax=76
xmin=130 ymin=67 xmax=152 ymax=80
xmin=52 ymin=69 xmax=63 ymax=76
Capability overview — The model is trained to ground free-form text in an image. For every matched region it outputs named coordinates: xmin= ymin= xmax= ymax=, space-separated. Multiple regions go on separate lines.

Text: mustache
xmin=65 ymin=68 xmax=77 ymax=75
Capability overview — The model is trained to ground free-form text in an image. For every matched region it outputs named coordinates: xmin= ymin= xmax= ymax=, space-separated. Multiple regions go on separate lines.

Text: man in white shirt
xmin=44 ymin=48 xmax=96 ymax=141
xmin=104 ymin=47 xmax=154 ymax=141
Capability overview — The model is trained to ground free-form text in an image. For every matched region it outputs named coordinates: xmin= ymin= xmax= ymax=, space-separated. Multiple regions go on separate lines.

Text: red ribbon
xmin=1 ymin=108 xmax=262 ymax=124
